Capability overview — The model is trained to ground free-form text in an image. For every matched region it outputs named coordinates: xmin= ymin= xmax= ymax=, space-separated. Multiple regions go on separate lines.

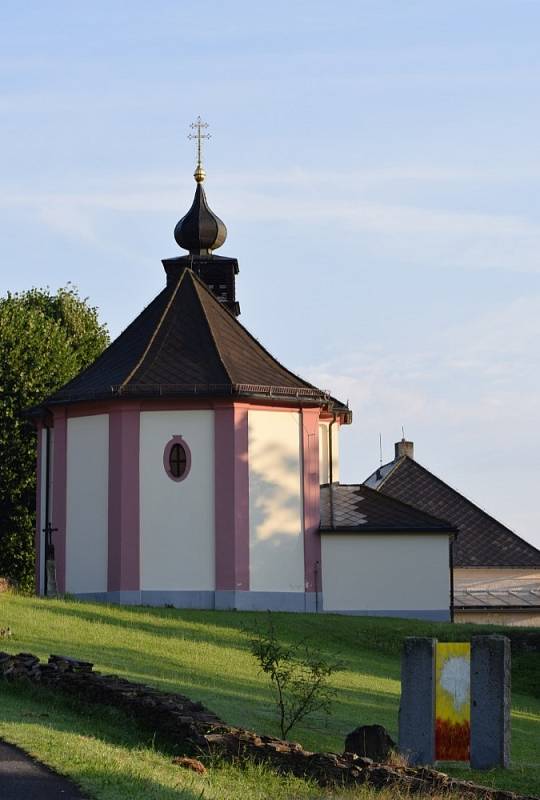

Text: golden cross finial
xmin=188 ymin=116 xmax=211 ymax=183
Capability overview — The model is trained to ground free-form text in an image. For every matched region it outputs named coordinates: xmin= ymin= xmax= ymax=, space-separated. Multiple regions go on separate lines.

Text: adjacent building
xmin=365 ymin=440 xmax=540 ymax=626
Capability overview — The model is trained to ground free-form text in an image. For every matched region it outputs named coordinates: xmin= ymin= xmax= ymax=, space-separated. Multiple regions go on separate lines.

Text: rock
xmin=49 ymin=655 xmax=93 ymax=672
xmin=344 ymin=725 xmax=395 ymax=762
xmin=172 ymin=756 xmax=207 ymax=774
xmin=344 ymin=753 xmax=374 ymax=767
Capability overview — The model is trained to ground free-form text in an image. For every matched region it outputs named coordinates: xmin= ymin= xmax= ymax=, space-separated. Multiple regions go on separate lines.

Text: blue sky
xmin=1 ymin=1 xmax=539 ymax=548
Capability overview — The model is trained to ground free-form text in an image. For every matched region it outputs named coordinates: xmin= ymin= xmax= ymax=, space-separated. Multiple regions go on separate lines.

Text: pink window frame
xmin=163 ymin=435 xmax=192 ymax=482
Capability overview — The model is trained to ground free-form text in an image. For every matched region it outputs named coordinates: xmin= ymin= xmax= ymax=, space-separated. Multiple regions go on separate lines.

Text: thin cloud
xmin=301 ymin=295 xmax=540 ymax=546
xmin=2 ymin=170 xmax=540 ymax=273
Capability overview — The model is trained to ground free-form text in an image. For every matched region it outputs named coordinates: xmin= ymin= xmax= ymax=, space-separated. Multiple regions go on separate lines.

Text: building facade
xmin=33 ymin=162 xmax=455 ymax=620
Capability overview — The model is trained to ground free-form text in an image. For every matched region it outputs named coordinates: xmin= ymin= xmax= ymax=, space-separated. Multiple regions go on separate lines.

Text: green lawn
xmin=0 ymin=594 xmax=538 ymax=799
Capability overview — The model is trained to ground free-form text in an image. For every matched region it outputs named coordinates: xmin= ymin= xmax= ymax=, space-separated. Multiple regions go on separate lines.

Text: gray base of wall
xmin=214 ymin=591 xmax=322 ymax=612
xmin=74 ymin=590 xmax=322 ymax=612
xmin=75 ymin=590 xmax=215 ymax=609
xmin=72 ymin=592 xmax=448 ymax=620
xmin=324 ymin=609 xmax=450 ymax=621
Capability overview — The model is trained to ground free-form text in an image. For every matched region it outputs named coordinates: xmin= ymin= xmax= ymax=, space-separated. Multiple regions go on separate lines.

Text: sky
xmin=1 ymin=1 xmax=539 ymax=549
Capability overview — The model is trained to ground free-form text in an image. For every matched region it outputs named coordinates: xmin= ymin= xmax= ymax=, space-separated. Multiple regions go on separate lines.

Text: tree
xmin=248 ymin=613 xmax=341 ymax=739
xmin=0 ymin=286 xmax=109 ymax=591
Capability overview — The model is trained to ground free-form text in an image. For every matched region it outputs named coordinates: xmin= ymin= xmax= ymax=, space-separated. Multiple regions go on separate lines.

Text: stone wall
xmin=0 ymin=651 xmax=535 ymax=799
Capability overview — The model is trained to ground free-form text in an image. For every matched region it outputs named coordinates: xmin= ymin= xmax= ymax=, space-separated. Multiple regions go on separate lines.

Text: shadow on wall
xmin=248 ymin=433 xmax=305 ymax=593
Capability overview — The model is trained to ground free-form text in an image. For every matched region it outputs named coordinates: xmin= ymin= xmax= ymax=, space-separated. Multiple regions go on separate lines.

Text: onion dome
xmin=175 ymin=116 xmax=227 ymax=255
xmin=174 ymin=174 xmax=227 ymax=255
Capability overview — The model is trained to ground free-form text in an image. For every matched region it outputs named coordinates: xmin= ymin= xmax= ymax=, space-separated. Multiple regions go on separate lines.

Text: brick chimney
xmin=395 ymin=439 xmax=414 ymax=460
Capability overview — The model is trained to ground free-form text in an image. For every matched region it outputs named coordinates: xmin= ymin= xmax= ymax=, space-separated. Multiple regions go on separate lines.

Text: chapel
xmin=32 ymin=121 xmax=455 ymax=619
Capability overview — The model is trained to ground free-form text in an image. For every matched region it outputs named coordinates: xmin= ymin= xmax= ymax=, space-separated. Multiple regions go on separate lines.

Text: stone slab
xmin=470 ymin=635 xmax=511 ymax=769
xmin=398 ymin=637 xmax=436 ymax=765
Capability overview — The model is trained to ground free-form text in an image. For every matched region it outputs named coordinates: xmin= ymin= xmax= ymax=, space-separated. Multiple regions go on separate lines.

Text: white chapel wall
xmin=140 ymin=410 xmax=215 ymax=591
xmin=321 ymin=533 xmax=450 ymax=613
xmin=319 ymin=420 xmax=340 ymax=485
xmin=65 ymin=414 xmax=109 ymax=594
xmin=248 ymin=410 xmax=304 ymax=593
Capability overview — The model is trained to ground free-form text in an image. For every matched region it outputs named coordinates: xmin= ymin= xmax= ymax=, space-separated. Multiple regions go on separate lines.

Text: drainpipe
xmin=43 ymin=421 xmax=51 ymax=597
xmin=328 ymin=411 xmax=338 ymax=528
xmin=449 ymin=534 xmax=455 ymax=623
xmin=42 ymin=411 xmax=57 ymax=597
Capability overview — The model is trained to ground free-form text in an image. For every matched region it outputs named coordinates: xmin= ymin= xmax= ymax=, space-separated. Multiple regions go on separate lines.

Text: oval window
xmin=169 ymin=442 xmax=187 ymax=479
xmin=163 ymin=435 xmax=191 ymax=482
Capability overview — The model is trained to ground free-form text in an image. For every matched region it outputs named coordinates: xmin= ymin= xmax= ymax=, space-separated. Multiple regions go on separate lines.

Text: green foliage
xmin=0 ymin=286 xmax=109 ymax=591
xmin=248 ymin=612 xmax=341 ymax=738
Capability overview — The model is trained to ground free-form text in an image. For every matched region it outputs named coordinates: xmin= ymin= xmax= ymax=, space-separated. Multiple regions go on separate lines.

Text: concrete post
xmin=470 ymin=635 xmax=511 ymax=769
xmin=398 ymin=637 xmax=436 ymax=765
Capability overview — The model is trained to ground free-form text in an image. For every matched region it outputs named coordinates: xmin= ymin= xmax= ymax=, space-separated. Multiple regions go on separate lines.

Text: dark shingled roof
xmin=364 ymin=456 xmax=540 ymax=568
xmin=45 ymin=269 xmax=348 ymax=411
xmin=319 ymin=483 xmax=456 ymax=533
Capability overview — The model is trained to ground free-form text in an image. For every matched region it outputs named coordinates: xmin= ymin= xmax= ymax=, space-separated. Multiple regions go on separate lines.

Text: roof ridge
xmin=397 ymin=457 xmax=540 ymax=557
xmin=43 ymin=288 xmax=169 ymax=403
xmin=371 ymin=457 xmax=403 ymax=489
xmin=120 ymin=270 xmax=188 ymax=390
xmin=188 ymin=270 xmax=233 ymax=384
xmin=188 ymin=266 xmax=241 ymax=322
xmin=188 ymin=269 xmax=326 ymax=395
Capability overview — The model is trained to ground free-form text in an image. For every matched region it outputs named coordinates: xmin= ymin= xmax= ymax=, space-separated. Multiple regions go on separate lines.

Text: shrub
xmin=0 ymin=286 xmax=109 ymax=590
xmin=248 ymin=612 xmax=341 ymax=739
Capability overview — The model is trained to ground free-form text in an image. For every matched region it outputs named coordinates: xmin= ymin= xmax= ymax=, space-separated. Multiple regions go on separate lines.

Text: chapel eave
xmin=36 ymin=268 xmax=350 ymax=419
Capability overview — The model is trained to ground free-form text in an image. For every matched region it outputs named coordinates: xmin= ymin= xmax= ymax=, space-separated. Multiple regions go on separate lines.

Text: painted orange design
xmin=435 ymin=718 xmax=470 ymax=761
xmin=435 ymin=642 xmax=470 ymax=762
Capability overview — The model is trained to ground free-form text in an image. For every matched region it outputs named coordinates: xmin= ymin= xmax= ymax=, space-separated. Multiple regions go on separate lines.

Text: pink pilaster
xmin=302 ymin=408 xmax=321 ymax=593
xmin=214 ymin=404 xmax=250 ymax=591
xmin=51 ymin=408 xmax=67 ymax=594
xmin=108 ymin=405 xmax=140 ymax=592
xmin=34 ymin=422 xmax=43 ymax=595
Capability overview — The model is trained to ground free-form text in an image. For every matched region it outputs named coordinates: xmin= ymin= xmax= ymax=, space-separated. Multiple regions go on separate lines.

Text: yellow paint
xmin=435 ymin=642 xmax=471 ymax=724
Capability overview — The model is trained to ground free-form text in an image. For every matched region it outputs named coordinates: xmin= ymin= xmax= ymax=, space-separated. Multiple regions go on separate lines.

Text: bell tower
xmin=162 ymin=116 xmax=240 ymax=315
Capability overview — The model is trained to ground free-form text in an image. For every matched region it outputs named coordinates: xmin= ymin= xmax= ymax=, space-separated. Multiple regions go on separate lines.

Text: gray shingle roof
xmin=44 ymin=269 xmax=349 ymax=412
xmin=364 ymin=456 xmax=540 ymax=568
xmin=319 ymin=483 xmax=456 ymax=533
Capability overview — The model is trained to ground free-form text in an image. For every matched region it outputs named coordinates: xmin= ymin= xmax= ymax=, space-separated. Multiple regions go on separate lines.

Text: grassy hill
xmin=0 ymin=594 xmax=538 ymax=800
